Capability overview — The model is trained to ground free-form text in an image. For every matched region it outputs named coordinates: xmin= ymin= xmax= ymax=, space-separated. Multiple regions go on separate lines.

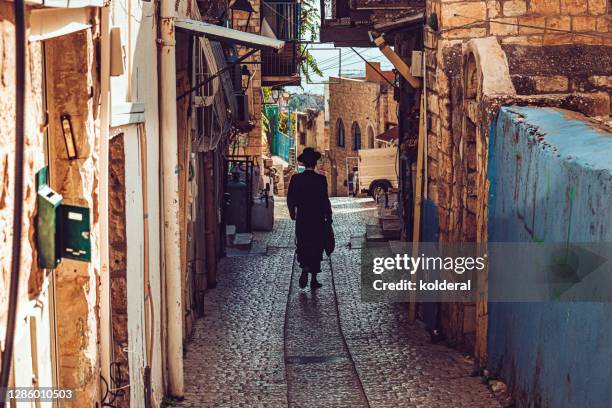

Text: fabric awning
xmin=376 ymin=126 xmax=399 ymax=142
xmin=175 ymin=19 xmax=285 ymax=51
xmin=29 ymin=7 xmax=92 ymax=42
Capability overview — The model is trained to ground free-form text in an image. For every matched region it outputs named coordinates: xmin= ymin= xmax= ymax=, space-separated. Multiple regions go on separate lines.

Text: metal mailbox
xmin=58 ymin=204 xmax=91 ymax=262
xmin=36 ymin=167 xmax=92 ymax=267
xmin=37 ymin=185 xmax=63 ymax=269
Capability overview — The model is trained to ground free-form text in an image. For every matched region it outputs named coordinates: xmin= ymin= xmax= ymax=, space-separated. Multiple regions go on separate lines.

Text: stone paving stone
xmin=177 ymin=197 xmax=500 ymax=408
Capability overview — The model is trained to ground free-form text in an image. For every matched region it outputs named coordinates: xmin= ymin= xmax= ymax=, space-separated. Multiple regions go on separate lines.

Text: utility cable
xmin=445 ymin=14 xmax=612 ymax=39
xmin=0 ymin=0 xmax=26 ymax=396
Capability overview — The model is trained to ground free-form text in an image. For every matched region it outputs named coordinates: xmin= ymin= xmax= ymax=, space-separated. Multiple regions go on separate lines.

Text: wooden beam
xmin=408 ymin=92 xmax=425 ymax=322
xmin=373 ymin=34 xmax=421 ymax=89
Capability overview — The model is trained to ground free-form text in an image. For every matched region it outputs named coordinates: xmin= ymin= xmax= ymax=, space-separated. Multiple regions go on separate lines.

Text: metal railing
xmin=262 ymin=42 xmax=299 ymax=77
xmin=261 ymin=1 xmax=300 ymax=40
xmin=273 ymin=130 xmax=294 ymax=163
xmin=261 ymin=0 xmax=300 ymax=78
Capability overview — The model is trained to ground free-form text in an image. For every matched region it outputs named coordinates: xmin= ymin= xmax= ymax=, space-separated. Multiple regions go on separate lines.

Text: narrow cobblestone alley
xmin=178 ymin=197 xmax=500 ymax=408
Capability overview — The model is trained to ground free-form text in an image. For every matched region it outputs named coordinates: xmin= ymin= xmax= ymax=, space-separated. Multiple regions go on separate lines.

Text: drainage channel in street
xmin=283 ymin=254 xmax=371 ymax=408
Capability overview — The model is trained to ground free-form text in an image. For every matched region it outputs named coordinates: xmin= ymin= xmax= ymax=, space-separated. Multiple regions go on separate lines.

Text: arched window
xmin=352 ymin=122 xmax=361 ymax=151
xmin=336 ymin=119 xmax=345 ymax=147
xmin=367 ymin=126 xmax=375 ymax=149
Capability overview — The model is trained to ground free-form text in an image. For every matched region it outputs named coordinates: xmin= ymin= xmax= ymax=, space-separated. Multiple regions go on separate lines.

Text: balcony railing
xmin=261 ymin=0 xmax=301 ymax=84
xmin=261 ymin=1 xmax=300 ymax=41
xmin=320 ymin=0 xmax=424 ymax=46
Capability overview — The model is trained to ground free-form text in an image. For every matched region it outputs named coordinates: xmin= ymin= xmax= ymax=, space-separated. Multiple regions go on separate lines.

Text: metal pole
xmin=0 ymin=0 xmax=26 ymax=395
xmin=99 ymin=4 xmax=112 ymax=397
xmin=159 ymin=0 xmax=184 ymax=396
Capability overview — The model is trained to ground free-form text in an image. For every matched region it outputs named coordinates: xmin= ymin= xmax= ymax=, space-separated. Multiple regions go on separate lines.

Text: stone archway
xmin=336 ymin=118 xmax=345 ymax=147
xmin=461 ymin=37 xmax=516 ymax=368
xmin=367 ymin=125 xmax=375 ymax=149
xmin=351 ymin=122 xmax=361 ymax=151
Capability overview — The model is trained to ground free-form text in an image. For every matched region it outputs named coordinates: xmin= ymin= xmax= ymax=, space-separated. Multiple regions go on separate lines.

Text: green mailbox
xmin=36 ymin=167 xmax=92 ymax=267
xmin=37 ymin=185 xmax=63 ymax=268
xmin=58 ymin=204 xmax=91 ymax=262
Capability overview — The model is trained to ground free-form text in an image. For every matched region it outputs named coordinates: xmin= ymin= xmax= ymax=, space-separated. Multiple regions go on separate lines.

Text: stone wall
xmin=296 ymin=109 xmax=326 ymax=157
xmin=0 ymin=4 xmax=46 ymax=331
xmin=327 ymin=76 xmax=397 ymax=195
xmin=45 ymin=28 xmax=100 ymax=406
xmin=422 ymin=0 xmax=611 ymax=360
xmin=109 ymin=135 xmax=130 ymax=408
xmin=0 ymin=7 xmax=101 ymax=404
xmin=425 ymin=0 xmax=612 ymax=239
xmin=487 ymin=106 xmax=612 ymax=408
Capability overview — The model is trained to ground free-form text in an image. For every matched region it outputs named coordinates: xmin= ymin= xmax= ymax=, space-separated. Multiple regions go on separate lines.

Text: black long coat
xmin=287 ymin=170 xmax=332 ymax=268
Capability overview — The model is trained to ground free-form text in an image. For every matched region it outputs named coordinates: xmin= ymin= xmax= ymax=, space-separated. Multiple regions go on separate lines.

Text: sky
xmin=287 ymin=2 xmax=395 ymax=95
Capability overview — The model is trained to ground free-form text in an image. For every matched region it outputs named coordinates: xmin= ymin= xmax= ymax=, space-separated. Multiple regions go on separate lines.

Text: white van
xmin=356 ymin=147 xmax=399 ymax=198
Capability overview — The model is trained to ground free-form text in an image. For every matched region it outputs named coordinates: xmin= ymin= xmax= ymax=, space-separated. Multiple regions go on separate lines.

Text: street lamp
xmin=240 ymin=65 xmax=251 ymax=92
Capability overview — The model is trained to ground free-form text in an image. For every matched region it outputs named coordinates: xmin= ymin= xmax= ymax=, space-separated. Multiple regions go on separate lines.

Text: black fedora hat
xmin=297 ymin=147 xmax=321 ymax=164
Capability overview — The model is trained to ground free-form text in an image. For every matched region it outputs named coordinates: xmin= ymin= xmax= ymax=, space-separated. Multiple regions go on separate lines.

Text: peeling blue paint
xmin=487 ymin=107 xmax=612 ymax=408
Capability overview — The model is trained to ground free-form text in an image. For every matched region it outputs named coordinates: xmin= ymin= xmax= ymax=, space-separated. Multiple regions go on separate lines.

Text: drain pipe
xmin=99 ymin=5 xmax=112 ymax=395
xmin=0 ymin=0 xmax=26 ymax=396
xmin=159 ymin=0 xmax=184 ymax=398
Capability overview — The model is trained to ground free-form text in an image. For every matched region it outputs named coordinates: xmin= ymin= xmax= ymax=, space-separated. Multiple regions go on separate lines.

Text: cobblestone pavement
xmin=178 ymin=197 xmax=500 ymax=407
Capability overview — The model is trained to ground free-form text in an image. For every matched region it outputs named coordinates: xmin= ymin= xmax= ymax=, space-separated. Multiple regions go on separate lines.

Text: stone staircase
xmin=366 ymin=189 xmax=402 ymax=242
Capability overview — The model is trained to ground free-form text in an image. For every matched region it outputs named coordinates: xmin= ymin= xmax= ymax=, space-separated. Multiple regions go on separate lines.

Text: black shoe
xmin=299 ymin=271 xmax=308 ymax=289
xmin=310 ymin=277 xmax=322 ymax=289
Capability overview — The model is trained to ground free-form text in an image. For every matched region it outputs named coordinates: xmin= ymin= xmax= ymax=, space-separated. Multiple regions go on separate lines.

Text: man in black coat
xmin=287 ymin=148 xmax=332 ymax=289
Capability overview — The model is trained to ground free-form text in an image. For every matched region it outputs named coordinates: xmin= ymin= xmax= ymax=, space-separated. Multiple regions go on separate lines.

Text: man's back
xmin=287 ymin=170 xmax=331 ymax=222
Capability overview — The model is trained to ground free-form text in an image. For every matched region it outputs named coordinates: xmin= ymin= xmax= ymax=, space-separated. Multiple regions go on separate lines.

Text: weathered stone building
xmin=0 ymin=0 xmax=287 ymax=406
xmin=422 ymin=0 xmax=612 ymax=364
xmin=296 ymin=109 xmax=327 ymax=156
xmin=0 ymin=4 xmax=102 ymax=405
xmin=326 ymin=63 xmax=398 ymax=195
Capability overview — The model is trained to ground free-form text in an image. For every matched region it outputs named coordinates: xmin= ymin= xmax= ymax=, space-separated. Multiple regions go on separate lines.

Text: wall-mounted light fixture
xmin=240 ymin=65 xmax=251 ymax=93
xmin=60 ymin=114 xmax=77 ymax=160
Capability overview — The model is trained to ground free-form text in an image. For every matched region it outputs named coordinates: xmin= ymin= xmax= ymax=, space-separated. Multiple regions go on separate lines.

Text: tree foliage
xmin=298 ymin=0 xmax=322 ymax=83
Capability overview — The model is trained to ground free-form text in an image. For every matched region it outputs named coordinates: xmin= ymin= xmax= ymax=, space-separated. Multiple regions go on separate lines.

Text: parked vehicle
xmin=357 ymin=147 xmax=398 ymax=200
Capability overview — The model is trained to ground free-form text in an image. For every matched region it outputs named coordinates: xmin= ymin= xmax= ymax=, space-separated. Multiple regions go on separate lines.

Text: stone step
xmin=381 ymin=218 xmax=402 ymax=240
xmin=226 ymin=224 xmax=236 ymax=245
xmin=366 ymin=224 xmax=386 ymax=242
xmin=232 ymin=233 xmax=253 ymax=250
xmin=349 ymin=235 xmax=366 ymax=250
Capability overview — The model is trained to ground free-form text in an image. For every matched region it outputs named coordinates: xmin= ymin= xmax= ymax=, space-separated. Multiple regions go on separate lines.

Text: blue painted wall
xmin=487 ymin=107 xmax=612 ymax=408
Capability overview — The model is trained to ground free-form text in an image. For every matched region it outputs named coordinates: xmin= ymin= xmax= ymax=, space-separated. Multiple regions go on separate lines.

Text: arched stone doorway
xmin=367 ymin=125 xmax=375 ymax=149
xmin=351 ymin=122 xmax=361 ymax=151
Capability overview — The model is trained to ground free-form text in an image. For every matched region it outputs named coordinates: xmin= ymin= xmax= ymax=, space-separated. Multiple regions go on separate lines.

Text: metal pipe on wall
xmin=0 ymin=0 xmax=26 ymax=395
xmin=204 ymin=152 xmax=217 ymax=288
xmin=159 ymin=0 xmax=184 ymax=397
xmin=99 ymin=5 xmax=112 ymax=396
xmin=139 ymin=124 xmax=154 ymax=407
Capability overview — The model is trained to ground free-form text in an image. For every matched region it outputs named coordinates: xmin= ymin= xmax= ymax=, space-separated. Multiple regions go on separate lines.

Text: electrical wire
xmin=0 ymin=0 xmax=26 ymax=397
xmin=316 ymin=49 xmax=381 ymax=72
xmin=444 ymin=14 xmax=612 ymax=39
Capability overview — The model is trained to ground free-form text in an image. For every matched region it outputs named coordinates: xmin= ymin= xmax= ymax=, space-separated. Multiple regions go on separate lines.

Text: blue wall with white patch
xmin=487 ymin=107 xmax=612 ymax=408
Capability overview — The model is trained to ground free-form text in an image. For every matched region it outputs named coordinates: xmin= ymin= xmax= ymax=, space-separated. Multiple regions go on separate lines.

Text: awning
xmin=29 ymin=7 xmax=92 ymax=42
xmin=26 ymin=0 xmax=103 ymax=7
xmin=175 ymin=19 xmax=285 ymax=51
xmin=376 ymin=126 xmax=399 ymax=142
